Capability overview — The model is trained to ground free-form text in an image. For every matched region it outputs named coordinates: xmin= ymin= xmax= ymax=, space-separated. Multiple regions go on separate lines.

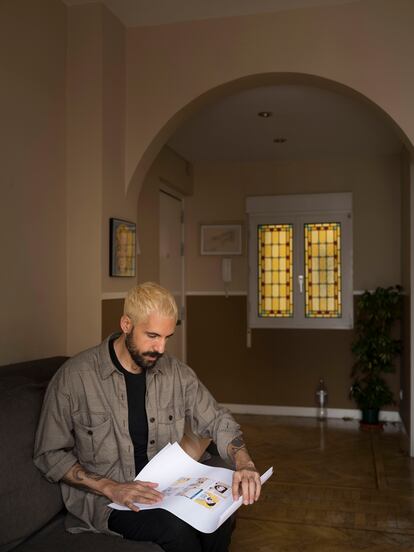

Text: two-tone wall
xmin=184 ymin=155 xmax=402 ymax=412
xmin=121 ymin=0 xmax=413 ymax=419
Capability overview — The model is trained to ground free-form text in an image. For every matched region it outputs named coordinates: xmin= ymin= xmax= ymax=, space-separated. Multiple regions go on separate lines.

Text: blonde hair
xmin=124 ymin=282 xmax=178 ymax=325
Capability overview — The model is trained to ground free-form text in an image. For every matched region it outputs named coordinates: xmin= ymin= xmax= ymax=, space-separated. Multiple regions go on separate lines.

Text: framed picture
xmin=200 ymin=224 xmax=242 ymax=255
xmin=109 ymin=218 xmax=136 ymax=277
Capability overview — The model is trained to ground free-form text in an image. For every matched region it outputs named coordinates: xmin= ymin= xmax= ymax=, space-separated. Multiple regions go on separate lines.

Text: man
xmin=34 ymin=282 xmax=261 ymax=552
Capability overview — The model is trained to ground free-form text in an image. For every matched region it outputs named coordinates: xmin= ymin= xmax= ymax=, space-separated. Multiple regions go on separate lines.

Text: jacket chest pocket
xmin=157 ymin=407 xmax=185 ymax=444
xmin=73 ymin=411 xmax=117 ymax=468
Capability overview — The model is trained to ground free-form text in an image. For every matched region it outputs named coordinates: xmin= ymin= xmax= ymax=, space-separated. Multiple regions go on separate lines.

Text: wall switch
xmin=222 ymin=258 xmax=232 ymax=283
xmin=247 ymin=328 xmax=252 ymax=348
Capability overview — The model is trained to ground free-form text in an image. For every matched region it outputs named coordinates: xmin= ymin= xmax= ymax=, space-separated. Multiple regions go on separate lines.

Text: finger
xmin=255 ymin=477 xmax=262 ymax=501
xmin=245 ymin=476 xmax=253 ymax=505
xmin=232 ymin=474 xmax=241 ymax=501
xmin=241 ymin=475 xmax=250 ymax=505
xmin=135 ymin=485 xmax=163 ymax=501
xmin=136 ymin=480 xmax=159 ymax=488
xmin=133 ymin=489 xmax=163 ymax=503
xmin=131 ymin=495 xmax=160 ymax=505
xmin=122 ymin=483 xmax=161 ymax=496
xmin=125 ymin=501 xmax=140 ymax=513
xmin=137 ymin=485 xmax=164 ymax=501
xmin=248 ymin=476 xmax=256 ymax=505
xmin=135 ymin=483 xmax=164 ymax=498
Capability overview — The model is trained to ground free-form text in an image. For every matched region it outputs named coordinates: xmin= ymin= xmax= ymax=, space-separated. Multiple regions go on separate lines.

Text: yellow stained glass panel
xmin=258 ymin=224 xmax=293 ymax=317
xmin=304 ymin=222 xmax=342 ymax=318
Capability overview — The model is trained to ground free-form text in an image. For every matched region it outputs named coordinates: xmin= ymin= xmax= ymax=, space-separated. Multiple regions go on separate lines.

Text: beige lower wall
xmin=0 ymin=0 xmax=67 ymax=365
xmin=186 ymin=295 xmax=400 ymax=411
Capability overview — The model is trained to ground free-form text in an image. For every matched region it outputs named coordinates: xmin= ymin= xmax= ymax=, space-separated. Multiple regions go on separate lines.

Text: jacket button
xmin=150 ymin=439 xmax=155 ymax=445
xmin=169 ymin=415 xmax=173 ymax=421
xmin=87 ymin=430 xmax=93 ymax=435
xmin=150 ymin=417 xmax=155 ymax=423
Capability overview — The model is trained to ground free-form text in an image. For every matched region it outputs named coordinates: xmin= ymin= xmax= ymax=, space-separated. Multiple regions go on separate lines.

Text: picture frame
xmin=109 ymin=218 xmax=136 ymax=277
xmin=200 ymin=224 xmax=242 ymax=255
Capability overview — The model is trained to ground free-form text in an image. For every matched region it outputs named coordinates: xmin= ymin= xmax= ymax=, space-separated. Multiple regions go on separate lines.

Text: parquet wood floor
xmin=229 ymin=415 xmax=414 ymax=551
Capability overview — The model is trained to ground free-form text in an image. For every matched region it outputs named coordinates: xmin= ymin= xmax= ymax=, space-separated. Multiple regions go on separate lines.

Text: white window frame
xmin=247 ymin=193 xmax=353 ymax=330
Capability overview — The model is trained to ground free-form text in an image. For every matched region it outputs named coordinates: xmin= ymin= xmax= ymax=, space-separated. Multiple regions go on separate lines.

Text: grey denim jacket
xmin=33 ymin=335 xmax=241 ymax=535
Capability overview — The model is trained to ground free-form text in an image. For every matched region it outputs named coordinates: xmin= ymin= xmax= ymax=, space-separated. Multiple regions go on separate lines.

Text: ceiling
xmin=62 ymin=0 xmax=360 ymax=27
xmin=168 ymin=84 xmax=402 ymax=163
xmin=62 ymin=0 xmax=402 ymax=162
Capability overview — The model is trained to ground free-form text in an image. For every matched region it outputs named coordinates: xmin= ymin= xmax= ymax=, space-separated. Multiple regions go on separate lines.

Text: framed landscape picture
xmin=200 ymin=224 xmax=242 ymax=255
xmin=109 ymin=218 xmax=136 ymax=277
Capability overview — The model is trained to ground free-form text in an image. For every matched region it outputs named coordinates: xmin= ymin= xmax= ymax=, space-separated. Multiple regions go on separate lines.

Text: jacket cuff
xmin=44 ymin=453 xmax=78 ymax=483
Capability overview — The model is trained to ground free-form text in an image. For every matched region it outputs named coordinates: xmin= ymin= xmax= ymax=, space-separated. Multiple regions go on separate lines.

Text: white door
xmin=159 ymin=189 xmax=185 ymax=361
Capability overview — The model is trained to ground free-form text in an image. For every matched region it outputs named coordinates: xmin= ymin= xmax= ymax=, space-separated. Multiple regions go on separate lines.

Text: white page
xmin=109 ymin=442 xmax=273 ymax=533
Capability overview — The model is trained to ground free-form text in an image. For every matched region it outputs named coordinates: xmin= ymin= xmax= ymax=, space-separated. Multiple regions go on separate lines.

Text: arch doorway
xmin=135 ymin=74 xmax=414 ymax=456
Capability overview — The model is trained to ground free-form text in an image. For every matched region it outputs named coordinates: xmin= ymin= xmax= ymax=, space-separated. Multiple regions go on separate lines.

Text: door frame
xmin=159 ymin=182 xmax=186 ymax=363
xmin=410 ymin=161 xmax=414 ymax=457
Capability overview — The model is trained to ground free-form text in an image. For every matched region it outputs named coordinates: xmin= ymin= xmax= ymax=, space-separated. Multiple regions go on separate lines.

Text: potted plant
xmin=350 ymin=285 xmax=402 ymax=426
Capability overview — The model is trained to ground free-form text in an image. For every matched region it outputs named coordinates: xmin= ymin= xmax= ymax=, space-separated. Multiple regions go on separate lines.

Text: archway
xmin=132 ymin=72 xmax=414 ymax=456
xmin=127 ymin=72 xmax=413 ymax=198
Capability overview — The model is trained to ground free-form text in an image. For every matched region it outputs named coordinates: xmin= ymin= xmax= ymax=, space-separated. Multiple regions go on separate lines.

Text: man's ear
xmin=120 ymin=315 xmax=133 ymax=334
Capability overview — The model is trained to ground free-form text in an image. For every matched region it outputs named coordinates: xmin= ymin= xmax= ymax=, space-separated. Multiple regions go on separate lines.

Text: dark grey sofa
xmin=0 ymin=357 xmax=162 ymax=552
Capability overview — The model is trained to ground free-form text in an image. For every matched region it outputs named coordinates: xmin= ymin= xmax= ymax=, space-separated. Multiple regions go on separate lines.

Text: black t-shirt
xmin=109 ymin=338 xmax=149 ymax=475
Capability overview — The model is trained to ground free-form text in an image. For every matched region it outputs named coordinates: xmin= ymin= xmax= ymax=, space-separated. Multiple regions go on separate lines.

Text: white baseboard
xmin=221 ymin=403 xmax=401 ymax=423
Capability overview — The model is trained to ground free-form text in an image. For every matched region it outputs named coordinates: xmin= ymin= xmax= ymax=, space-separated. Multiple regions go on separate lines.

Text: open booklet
xmin=109 ymin=442 xmax=273 ymax=534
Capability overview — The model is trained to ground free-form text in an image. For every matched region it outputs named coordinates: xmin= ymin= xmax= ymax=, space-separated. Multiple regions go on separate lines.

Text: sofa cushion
xmin=0 ymin=381 xmax=64 ymax=550
xmin=10 ymin=515 xmax=162 ymax=552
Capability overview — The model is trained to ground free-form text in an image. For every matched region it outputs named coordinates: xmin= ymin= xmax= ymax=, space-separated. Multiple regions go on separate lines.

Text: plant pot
xmin=361 ymin=408 xmax=380 ymax=425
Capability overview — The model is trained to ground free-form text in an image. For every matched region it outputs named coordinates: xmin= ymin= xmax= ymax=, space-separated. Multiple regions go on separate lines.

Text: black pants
xmin=108 ymin=508 xmax=233 ymax=552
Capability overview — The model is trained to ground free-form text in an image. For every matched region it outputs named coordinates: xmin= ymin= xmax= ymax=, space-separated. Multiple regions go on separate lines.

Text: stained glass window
xmin=258 ymin=224 xmax=293 ymax=317
xmin=304 ymin=222 xmax=341 ymax=318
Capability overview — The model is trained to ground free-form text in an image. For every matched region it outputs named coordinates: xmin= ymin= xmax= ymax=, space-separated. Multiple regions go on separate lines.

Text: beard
xmin=125 ymin=330 xmax=163 ymax=370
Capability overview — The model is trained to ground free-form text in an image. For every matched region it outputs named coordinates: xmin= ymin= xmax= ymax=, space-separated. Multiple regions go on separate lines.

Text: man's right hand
xmin=103 ymin=480 xmax=163 ymax=512
xmin=62 ymin=463 xmax=163 ymax=512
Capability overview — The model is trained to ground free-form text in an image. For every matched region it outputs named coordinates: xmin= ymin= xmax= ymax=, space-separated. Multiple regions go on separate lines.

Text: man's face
xmin=125 ymin=312 xmax=176 ymax=370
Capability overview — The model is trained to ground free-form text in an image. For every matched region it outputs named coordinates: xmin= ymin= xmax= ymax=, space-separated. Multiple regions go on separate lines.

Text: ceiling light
xmin=273 ymin=138 xmax=287 ymax=144
xmin=258 ymin=111 xmax=272 ymax=118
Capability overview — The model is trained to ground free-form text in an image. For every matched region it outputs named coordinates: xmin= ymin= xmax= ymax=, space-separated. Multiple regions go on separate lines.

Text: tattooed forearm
xmin=72 ymin=465 xmax=105 ymax=482
xmin=62 ymin=463 xmax=107 ymax=496
xmin=228 ymin=436 xmax=247 ymax=460
xmin=227 ymin=436 xmax=258 ymax=472
xmin=229 ymin=436 xmax=246 ymax=452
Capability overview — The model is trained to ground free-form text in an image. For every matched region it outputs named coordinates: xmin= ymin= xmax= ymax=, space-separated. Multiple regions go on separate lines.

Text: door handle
xmin=298 ymin=275 xmax=304 ymax=293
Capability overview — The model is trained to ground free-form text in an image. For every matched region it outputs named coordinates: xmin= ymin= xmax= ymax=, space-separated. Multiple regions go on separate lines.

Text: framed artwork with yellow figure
xmin=109 ymin=218 xmax=136 ymax=277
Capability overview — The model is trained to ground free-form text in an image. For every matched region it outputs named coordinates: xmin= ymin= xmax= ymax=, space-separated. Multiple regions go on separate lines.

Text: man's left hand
xmin=232 ymin=463 xmax=261 ymax=505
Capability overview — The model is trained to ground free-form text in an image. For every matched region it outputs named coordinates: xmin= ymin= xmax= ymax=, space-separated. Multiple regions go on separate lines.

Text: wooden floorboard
xmin=229 ymin=415 xmax=414 ymax=551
